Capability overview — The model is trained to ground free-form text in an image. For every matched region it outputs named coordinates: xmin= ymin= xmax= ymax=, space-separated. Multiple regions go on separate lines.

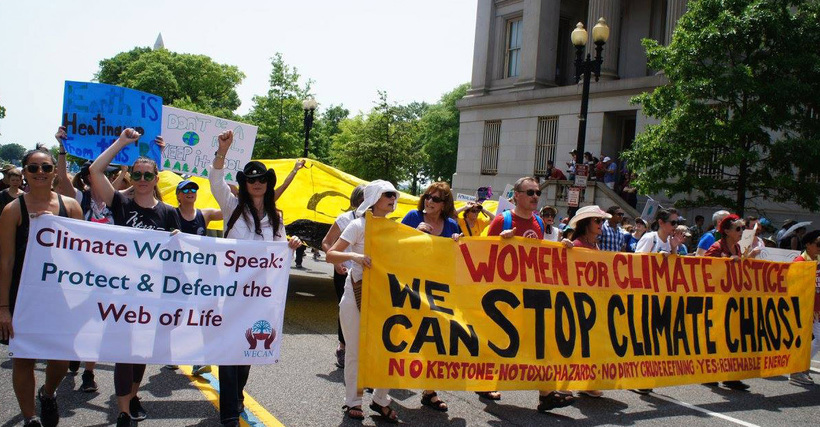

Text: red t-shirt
xmin=487 ymin=212 xmax=544 ymax=239
xmin=794 ymin=254 xmax=820 ymax=321
xmin=549 ymin=168 xmax=567 ymax=180
xmin=572 ymin=239 xmax=599 ymax=250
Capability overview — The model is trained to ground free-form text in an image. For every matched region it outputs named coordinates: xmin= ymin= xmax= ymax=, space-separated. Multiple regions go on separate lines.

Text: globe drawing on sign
xmin=252 ymin=320 xmax=272 ymax=340
xmin=182 ymin=131 xmax=200 ymax=146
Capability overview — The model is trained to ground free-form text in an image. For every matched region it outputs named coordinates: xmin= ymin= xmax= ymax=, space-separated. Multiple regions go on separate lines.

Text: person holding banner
xmin=211 ymin=130 xmax=302 ymax=427
xmin=789 ymin=230 xmax=820 ymax=386
xmin=326 ymin=180 xmax=400 ymax=423
xmin=702 ymin=214 xmax=752 ymax=391
xmin=486 ymin=177 xmax=579 ymax=411
xmin=321 ymin=184 xmax=366 ymax=369
xmin=90 ymin=128 xmax=181 ymax=426
xmin=0 ymin=146 xmax=84 ymax=427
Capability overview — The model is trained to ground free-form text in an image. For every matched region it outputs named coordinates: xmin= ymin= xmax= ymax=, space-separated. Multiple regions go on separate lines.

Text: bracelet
xmin=214 ymin=152 xmax=226 ymax=160
xmin=0 ymin=304 xmax=8 ymax=308
xmin=59 ymin=151 xmax=66 ymax=155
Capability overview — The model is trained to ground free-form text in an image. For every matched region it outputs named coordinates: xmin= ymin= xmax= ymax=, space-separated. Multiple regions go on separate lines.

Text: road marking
xmin=179 ymin=365 xmax=285 ymax=427
xmin=649 ymin=392 xmax=761 ymax=427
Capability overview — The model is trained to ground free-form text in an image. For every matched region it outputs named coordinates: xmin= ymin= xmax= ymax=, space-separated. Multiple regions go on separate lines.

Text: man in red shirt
xmin=546 ymin=160 xmax=567 ymax=180
xmin=485 ymin=177 xmax=576 ymax=413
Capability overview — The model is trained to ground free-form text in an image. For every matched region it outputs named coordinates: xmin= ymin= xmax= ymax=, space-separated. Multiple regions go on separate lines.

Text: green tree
xmin=419 ymin=83 xmax=469 ymax=184
xmin=625 ymin=0 xmax=820 ymax=216
xmin=331 ymin=92 xmax=422 ymax=186
xmin=96 ymin=47 xmax=245 ymax=118
xmin=397 ymin=101 xmax=429 ymax=195
xmin=0 ymin=104 xmax=6 ymax=119
xmin=310 ymin=104 xmax=349 ymax=164
xmin=245 ymin=53 xmax=312 ymax=159
xmin=0 ymin=143 xmax=26 ymax=162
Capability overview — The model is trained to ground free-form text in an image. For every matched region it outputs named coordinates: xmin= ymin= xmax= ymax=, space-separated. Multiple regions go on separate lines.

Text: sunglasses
xmin=426 ymin=195 xmax=446 ymax=203
xmin=593 ymin=218 xmax=604 ymax=224
xmin=382 ymin=191 xmax=397 ymax=199
xmin=25 ymin=163 xmax=55 ymax=173
xmin=541 ymin=213 xmax=555 ymax=218
xmin=131 ymin=171 xmax=156 ymax=182
xmin=247 ymin=176 xmax=268 ymax=184
xmin=668 ymin=220 xmax=680 ymax=226
xmin=180 ymin=188 xmax=198 ymax=194
xmin=734 ymin=226 xmax=744 ymax=233
xmin=615 ymin=212 xmax=625 ymax=217
xmin=517 ymin=189 xmax=542 ymax=197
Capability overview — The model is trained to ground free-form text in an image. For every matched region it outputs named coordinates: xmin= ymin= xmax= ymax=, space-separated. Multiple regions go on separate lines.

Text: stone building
xmin=452 ymin=0 xmax=814 ymax=225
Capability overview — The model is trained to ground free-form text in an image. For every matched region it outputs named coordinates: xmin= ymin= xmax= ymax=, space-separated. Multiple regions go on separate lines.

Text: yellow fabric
xmin=457 ymin=215 xmax=489 ymax=237
xmin=359 ymin=215 xmax=815 ymax=391
xmin=158 ymin=159 xmax=497 ymax=231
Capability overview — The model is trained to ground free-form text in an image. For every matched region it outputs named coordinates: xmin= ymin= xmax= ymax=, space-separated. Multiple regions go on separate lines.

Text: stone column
xmin=468 ymin=1 xmax=495 ymax=95
xmin=514 ymin=0 xmax=561 ymax=89
xmin=665 ymin=0 xmax=688 ymax=45
xmin=587 ymin=0 xmax=621 ymax=80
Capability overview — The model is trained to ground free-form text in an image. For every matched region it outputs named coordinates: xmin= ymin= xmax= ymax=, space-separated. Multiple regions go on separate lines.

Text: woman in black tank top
xmin=0 ymin=147 xmax=82 ymax=426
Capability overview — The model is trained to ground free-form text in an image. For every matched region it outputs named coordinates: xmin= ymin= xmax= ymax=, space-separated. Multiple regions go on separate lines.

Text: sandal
xmin=537 ymin=391 xmax=576 ymax=412
xmin=343 ymin=405 xmax=364 ymax=420
xmin=475 ymin=391 xmax=502 ymax=401
xmin=421 ymin=391 xmax=448 ymax=412
xmin=578 ymin=390 xmax=604 ymax=398
xmin=369 ymin=401 xmax=398 ymax=423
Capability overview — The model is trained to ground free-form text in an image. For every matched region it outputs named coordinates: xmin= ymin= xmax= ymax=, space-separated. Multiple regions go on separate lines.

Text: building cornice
xmin=457 ymin=75 xmax=669 ymax=110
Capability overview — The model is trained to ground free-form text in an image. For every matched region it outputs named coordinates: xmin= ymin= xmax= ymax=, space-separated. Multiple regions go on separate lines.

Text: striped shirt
xmin=599 ymin=220 xmax=625 ymax=252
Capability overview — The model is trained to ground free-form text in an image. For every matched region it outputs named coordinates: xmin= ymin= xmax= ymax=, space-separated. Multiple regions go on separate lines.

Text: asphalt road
xmin=2 ymin=254 xmax=819 ymax=426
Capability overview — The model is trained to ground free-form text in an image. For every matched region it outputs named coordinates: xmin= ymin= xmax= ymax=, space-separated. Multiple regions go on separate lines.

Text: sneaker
xmin=293 ymin=264 xmax=304 ymax=270
xmin=116 ymin=412 xmax=132 ymax=427
xmin=335 ymin=348 xmax=345 ymax=368
xmin=192 ymin=365 xmax=212 ymax=376
xmin=631 ymin=388 xmax=652 ymax=395
xmin=37 ymin=388 xmax=59 ymax=427
xmin=23 ymin=417 xmax=42 ymax=427
xmin=722 ymin=380 xmax=750 ymax=391
xmin=129 ymin=396 xmax=147 ymax=421
xmin=80 ymin=370 xmax=98 ymax=393
xmin=790 ymin=371 xmax=815 ymax=386
xmin=164 ymin=364 xmax=179 ymax=369
xmin=68 ymin=361 xmax=80 ymax=374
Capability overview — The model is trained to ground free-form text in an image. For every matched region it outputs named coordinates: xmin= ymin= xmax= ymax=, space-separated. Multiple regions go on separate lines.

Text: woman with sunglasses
xmin=455 ymin=201 xmax=493 ymax=237
xmin=702 ymin=214 xmax=752 ymax=391
xmin=400 ymin=182 xmax=460 ymax=411
xmin=211 ymin=130 xmax=302 ymax=427
xmin=634 ymin=208 xmax=682 ymax=255
xmin=539 ymin=205 xmax=561 ymax=241
xmin=326 ymin=180 xmax=401 ymax=423
xmin=0 ymin=146 xmax=83 ymax=427
xmin=90 ymin=128 xmax=181 ymax=427
xmin=402 ymin=182 xmax=461 ymax=241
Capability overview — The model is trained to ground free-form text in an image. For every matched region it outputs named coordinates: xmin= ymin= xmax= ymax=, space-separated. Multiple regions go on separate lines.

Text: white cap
xmin=356 ymin=180 xmax=398 ymax=216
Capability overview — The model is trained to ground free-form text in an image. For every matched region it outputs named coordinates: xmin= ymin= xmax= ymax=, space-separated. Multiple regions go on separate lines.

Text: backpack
xmin=501 ymin=210 xmax=546 ymax=236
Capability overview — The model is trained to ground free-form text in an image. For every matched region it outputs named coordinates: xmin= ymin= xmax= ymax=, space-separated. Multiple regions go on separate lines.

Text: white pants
xmin=339 ymin=276 xmax=391 ymax=408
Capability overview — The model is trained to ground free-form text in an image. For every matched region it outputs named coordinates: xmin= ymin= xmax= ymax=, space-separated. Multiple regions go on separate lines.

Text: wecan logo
xmin=245 ymin=320 xmax=276 ymax=350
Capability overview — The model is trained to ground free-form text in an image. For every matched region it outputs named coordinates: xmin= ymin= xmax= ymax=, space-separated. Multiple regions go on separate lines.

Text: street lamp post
xmin=571 ymin=18 xmax=610 ymax=166
xmin=302 ymin=97 xmax=318 ymax=158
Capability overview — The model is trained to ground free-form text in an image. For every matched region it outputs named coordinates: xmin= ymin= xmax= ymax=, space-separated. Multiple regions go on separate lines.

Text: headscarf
xmin=356 ymin=180 xmax=398 ymax=216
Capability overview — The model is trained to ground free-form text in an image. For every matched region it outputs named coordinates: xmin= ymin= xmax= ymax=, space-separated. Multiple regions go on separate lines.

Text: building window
xmin=693 ymin=146 xmax=725 ymax=179
xmin=481 ymin=121 xmax=502 ymax=175
xmin=504 ymin=18 xmax=523 ymax=78
xmin=533 ymin=116 xmax=559 ymax=177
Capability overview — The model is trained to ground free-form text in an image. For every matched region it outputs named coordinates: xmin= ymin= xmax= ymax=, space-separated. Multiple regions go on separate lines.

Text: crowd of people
xmin=0 ymin=129 xmax=816 ymax=426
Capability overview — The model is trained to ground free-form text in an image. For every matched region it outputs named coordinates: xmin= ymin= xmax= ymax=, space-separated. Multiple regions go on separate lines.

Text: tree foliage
xmin=95 ymin=47 xmax=245 ymax=119
xmin=246 ymin=53 xmax=312 ymax=159
xmin=625 ymin=0 xmax=820 ymax=216
xmin=419 ymin=83 xmax=469 ymax=184
xmin=0 ymin=104 xmax=6 ymax=119
xmin=0 ymin=143 xmax=26 ymax=162
xmin=310 ymin=104 xmax=350 ymax=164
xmin=331 ymin=92 xmax=421 ymax=187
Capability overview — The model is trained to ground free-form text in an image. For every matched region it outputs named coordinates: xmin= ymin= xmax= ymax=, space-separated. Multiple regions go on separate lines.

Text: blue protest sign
xmin=61 ymin=81 xmax=163 ymax=165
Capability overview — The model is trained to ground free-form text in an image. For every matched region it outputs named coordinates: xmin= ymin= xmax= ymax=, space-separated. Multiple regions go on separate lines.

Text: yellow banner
xmin=360 ymin=215 xmax=816 ymax=391
xmin=158 ymin=159 xmax=496 ymax=231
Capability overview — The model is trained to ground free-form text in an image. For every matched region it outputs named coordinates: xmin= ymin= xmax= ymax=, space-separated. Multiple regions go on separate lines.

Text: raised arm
xmin=210 ymin=130 xmax=238 ymax=212
xmin=90 ymin=129 xmax=140 ymax=206
xmin=274 ymin=159 xmax=305 ymax=201
xmin=54 ymin=126 xmax=76 ymax=198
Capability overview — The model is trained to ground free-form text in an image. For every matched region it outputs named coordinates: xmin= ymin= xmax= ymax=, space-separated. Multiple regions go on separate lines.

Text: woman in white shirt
xmin=211 ymin=130 xmax=301 ymax=427
xmin=326 ymin=180 xmax=400 ymax=423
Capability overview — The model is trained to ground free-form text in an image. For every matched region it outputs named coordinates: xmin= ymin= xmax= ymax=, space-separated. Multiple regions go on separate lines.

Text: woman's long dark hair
xmin=225 ymin=169 xmax=279 ymax=238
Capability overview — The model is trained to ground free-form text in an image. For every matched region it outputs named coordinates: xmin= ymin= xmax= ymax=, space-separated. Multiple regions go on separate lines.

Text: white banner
xmin=9 ymin=215 xmax=291 ymax=365
xmin=160 ymin=106 xmax=258 ymax=184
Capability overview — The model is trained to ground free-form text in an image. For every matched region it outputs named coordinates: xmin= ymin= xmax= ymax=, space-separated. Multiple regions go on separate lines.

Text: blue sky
xmin=0 ymin=0 xmax=477 ymax=149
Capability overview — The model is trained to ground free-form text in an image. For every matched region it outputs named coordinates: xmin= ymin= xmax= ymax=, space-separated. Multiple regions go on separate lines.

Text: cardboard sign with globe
xmin=160 ymin=106 xmax=258 ymax=184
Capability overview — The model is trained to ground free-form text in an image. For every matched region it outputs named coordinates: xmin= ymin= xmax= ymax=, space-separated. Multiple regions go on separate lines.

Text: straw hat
xmin=568 ymin=205 xmax=611 ymax=229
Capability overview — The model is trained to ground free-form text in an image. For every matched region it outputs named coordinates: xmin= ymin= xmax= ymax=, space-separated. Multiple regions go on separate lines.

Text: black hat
xmin=237 ymin=161 xmax=276 ymax=186
xmin=80 ymin=161 xmax=118 ymax=176
xmin=802 ymin=230 xmax=820 ymax=247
